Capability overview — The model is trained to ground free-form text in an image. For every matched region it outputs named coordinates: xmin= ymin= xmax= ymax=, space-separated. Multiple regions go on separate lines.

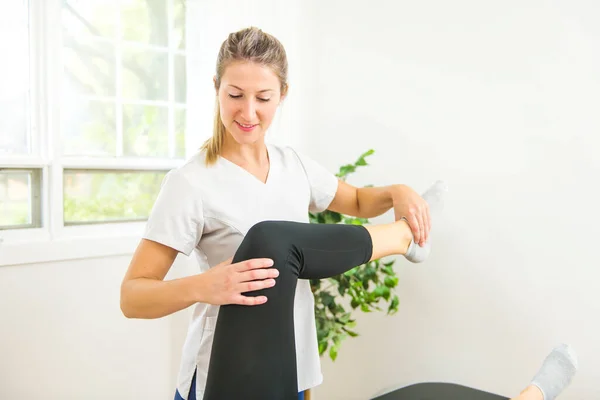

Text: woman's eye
xmin=228 ymin=94 xmax=270 ymax=102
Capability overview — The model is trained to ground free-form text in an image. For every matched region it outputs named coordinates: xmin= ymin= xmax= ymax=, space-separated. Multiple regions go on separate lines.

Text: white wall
xmin=0 ymin=253 xmax=194 ymax=399
xmin=307 ymin=0 xmax=599 ymax=399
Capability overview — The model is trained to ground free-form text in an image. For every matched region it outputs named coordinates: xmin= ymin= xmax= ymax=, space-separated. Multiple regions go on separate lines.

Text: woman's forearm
xmin=120 ymin=274 xmax=203 ymax=319
xmin=356 ymin=185 xmax=397 ymax=218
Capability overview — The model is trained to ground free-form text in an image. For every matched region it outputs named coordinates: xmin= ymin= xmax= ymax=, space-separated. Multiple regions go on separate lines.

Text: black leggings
xmin=203 ymin=220 xmax=373 ymax=400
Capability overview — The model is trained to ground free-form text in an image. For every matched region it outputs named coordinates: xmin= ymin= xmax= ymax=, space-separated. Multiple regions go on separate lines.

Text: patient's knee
xmin=241 ymin=221 xmax=293 ymax=259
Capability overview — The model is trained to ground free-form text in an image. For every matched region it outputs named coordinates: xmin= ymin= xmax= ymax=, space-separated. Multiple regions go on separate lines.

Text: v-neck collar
xmin=218 ymin=143 xmax=274 ymax=186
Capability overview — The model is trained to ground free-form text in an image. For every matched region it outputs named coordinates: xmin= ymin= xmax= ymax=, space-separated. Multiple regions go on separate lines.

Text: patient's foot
xmin=403 ymin=180 xmax=448 ymax=263
xmin=529 ymin=343 xmax=578 ymax=400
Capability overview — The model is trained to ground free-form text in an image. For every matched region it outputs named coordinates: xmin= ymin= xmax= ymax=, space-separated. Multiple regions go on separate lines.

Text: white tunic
xmin=142 ymin=142 xmax=339 ymax=399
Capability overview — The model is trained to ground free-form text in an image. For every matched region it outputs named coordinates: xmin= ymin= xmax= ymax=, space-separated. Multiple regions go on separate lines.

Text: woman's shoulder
xmin=268 ymin=142 xmax=324 ymax=169
xmin=267 ymin=142 xmax=305 ymax=162
xmin=163 ymin=149 xmax=219 ymax=189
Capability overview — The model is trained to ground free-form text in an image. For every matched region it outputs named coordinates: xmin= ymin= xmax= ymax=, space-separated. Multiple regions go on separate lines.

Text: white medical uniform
xmin=142 ymin=143 xmax=339 ymax=399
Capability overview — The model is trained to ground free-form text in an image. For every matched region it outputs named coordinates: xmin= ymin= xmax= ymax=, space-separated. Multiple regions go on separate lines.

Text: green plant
xmin=309 ymin=149 xmax=400 ymax=361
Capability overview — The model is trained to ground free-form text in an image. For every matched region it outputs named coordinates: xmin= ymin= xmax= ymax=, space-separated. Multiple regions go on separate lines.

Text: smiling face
xmin=216 ymin=61 xmax=285 ymax=146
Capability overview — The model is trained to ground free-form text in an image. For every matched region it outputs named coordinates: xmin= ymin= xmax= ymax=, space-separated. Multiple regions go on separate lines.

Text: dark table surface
xmin=371 ymin=382 xmax=509 ymax=400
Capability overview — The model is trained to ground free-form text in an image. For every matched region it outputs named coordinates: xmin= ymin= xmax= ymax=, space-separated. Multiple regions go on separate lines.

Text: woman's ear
xmin=213 ymin=76 xmax=218 ymax=92
xmin=279 ymin=84 xmax=289 ymax=103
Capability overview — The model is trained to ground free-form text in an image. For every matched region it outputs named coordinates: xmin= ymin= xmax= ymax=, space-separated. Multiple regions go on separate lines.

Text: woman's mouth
xmin=235 ymin=121 xmax=258 ymax=132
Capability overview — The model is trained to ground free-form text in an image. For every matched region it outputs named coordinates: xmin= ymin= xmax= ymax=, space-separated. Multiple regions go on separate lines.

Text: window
xmin=0 ymin=0 xmax=187 ymax=241
xmin=0 ymin=0 xmax=37 ymax=232
xmin=0 ymin=169 xmax=42 ymax=229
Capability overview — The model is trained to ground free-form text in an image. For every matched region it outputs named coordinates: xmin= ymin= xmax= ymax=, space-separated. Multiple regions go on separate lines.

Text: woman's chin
xmin=230 ymin=130 xmax=264 ymax=145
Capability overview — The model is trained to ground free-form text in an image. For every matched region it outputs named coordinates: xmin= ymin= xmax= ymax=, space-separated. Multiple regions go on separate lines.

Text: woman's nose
xmin=239 ymin=99 xmax=257 ymax=121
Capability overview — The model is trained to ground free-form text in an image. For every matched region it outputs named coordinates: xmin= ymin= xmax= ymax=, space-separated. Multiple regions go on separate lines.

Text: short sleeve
xmin=291 ymin=148 xmax=339 ymax=213
xmin=142 ymin=170 xmax=204 ymax=256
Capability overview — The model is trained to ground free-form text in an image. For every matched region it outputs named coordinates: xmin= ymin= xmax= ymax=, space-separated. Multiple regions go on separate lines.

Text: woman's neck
xmin=221 ymin=136 xmax=269 ymax=168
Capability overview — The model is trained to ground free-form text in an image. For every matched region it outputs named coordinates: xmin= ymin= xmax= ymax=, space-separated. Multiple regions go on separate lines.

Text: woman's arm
xmin=120 ymin=239 xmax=203 ymax=319
xmin=327 ymin=180 xmax=431 ymax=245
xmin=327 ymin=180 xmax=395 ymax=219
xmin=120 ymin=239 xmax=280 ymax=319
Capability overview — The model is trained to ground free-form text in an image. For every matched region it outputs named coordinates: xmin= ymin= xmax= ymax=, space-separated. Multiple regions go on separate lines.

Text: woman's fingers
xmin=237 ymin=267 xmax=279 ymax=283
xmin=238 ymin=278 xmax=277 ymax=294
xmin=421 ymin=203 xmax=431 ymax=244
xmin=406 ymin=213 xmax=421 ymax=245
xmin=416 ymin=211 xmax=426 ymax=246
xmin=232 ymin=294 xmax=269 ymax=306
xmin=410 ymin=204 xmax=431 ymax=246
xmin=233 ymin=258 xmax=274 ymax=272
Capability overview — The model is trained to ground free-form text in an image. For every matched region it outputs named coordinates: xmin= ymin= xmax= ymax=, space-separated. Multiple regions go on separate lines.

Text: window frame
xmin=0 ymin=0 xmax=188 ymax=266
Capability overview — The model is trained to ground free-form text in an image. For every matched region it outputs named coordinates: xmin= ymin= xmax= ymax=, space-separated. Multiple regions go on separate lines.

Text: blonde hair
xmin=200 ymin=27 xmax=289 ymax=166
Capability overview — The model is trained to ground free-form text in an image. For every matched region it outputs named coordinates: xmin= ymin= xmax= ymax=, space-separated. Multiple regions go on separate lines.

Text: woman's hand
xmin=392 ymin=184 xmax=430 ymax=247
xmin=194 ymin=257 xmax=279 ymax=306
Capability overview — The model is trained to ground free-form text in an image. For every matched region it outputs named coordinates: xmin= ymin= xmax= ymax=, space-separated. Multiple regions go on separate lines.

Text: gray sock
xmin=530 ymin=343 xmax=578 ymax=400
xmin=403 ymin=180 xmax=448 ymax=263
